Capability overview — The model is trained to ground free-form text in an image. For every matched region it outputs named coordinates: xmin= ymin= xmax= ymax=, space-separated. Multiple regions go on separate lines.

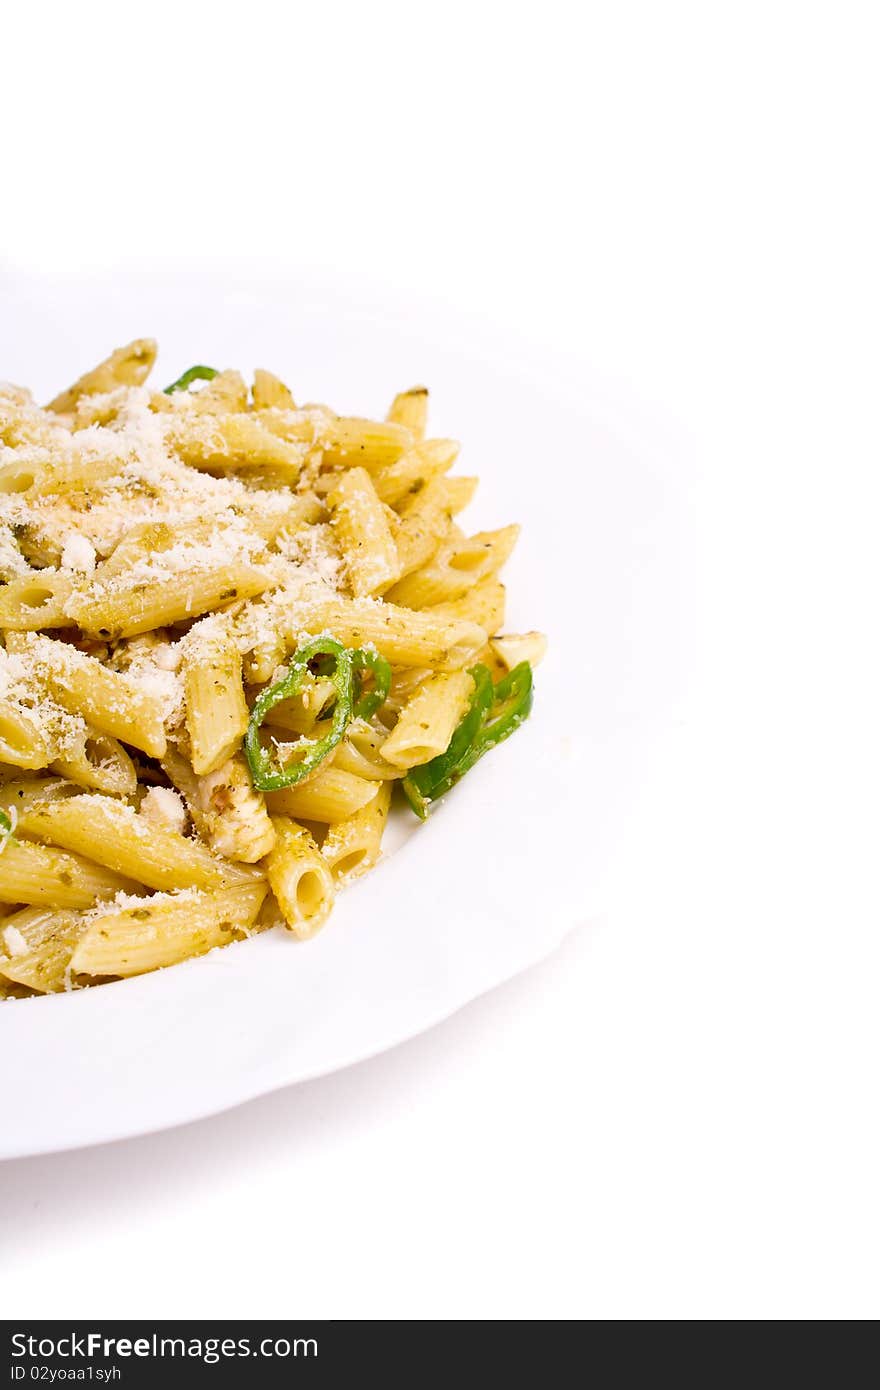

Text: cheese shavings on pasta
xmin=0 ymin=339 xmax=543 ymax=997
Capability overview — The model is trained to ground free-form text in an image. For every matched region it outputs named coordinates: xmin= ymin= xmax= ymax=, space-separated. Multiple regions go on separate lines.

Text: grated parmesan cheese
xmin=60 ymin=532 xmax=97 ymax=574
xmin=2 ymin=925 xmax=29 ymax=959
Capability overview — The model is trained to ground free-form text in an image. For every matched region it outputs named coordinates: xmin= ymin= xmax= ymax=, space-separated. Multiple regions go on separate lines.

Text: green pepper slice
xmin=351 ymin=648 xmax=392 ymax=721
xmin=245 ymin=637 xmax=355 ymax=792
xmin=402 ymin=664 xmax=495 ymax=819
xmin=244 ymin=639 xmax=392 ymax=792
xmin=0 ymin=807 xmax=17 ymax=853
xmin=402 ymin=661 xmax=533 ymax=819
xmin=163 ymin=365 xmax=219 ymax=394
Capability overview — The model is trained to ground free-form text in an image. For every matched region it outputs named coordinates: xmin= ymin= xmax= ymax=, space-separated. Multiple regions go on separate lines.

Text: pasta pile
xmin=0 ymin=341 xmax=544 ymax=996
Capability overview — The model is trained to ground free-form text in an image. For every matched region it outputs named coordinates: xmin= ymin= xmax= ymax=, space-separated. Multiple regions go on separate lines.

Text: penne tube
xmin=373 ymin=438 xmax=459 ymax=507
xmin=425 ymin=578 xmax=507 ymax=636
xmin=51 ymin=726 xmax=138 ymax=797
xmin=46 ymin=338 xmax=157 ymax=414
xmin=380 ymin=671 xmax=474 ymax=769
xmin=71 ymin=882 xmax=268 ymax=978
xmin=322 ymin=782 xmax=391 ymax=884
xmin=0 ymin=697 xmax=51 ymax=770
xmin=490 ymin=631 xmax=548 ymax=671
xmin=16 ymin=793 xmax=249 ymax=892
xmin=5 ymin=632 xmax=167 ymax=757
xmin=183 ymin=629 xmax=250 ymax=775
xmin=0 ymin=837 xmax=140 ymax=908
xmin=265 ymin=767 xmax=380 ymax=823
xmin=386 ymin=386 xmax=429 ymax=440
xmin=252 ymin=369 xmax=295 ymax=411
xmin=265 ymin=817 xmax=335 ymax=939
xmin=319 ymin=418 xmax=413 ymax=471
xmin=331 ymin=720 xmax=404 ymax=781
xmin=181 ymin=370 xmax=249 ymax=414
xmin=271 ymin=594 xmax=487 ymax=672
xmin=166 ymin=413 xmax=311 ymax=479
xmin=0 ymin=570 xmax=76 ymax=630
xmin=438 ymin=475 xmax=478 ymax=516
xmin=67 ymin=562 xmax=271 ymax=641
xmin=328 ymin=466 xmax=402 ymax=596
xmin=385 ymin=525 xmax=520 ymax=609
xmin=0 ymin=906 xmax=84 ymax=994
xmin=392 ymin=477 xmax=455 ymax=578
xmin=0 ymin=776 xmax=80 ymax=817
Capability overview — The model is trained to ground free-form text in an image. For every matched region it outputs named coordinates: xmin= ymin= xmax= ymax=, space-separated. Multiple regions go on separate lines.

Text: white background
xmin=2 ymin=0 xmax=879 ymax=1319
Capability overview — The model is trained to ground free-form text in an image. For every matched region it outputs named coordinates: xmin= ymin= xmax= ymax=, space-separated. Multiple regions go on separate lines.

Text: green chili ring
xmin=402 ymin=661 xmax=533 ymax=819
xmin=245 ymin=637 xmax=355 ymax=792
xmin=164 ymin=365 xmax=219 ymax=394
xmin=351 ymin=648 xmax=392 ymax=721
xmin=402 ymin=664 xmax=495 ymax=819
xmin=0 ymin=807 xmax=17 ymax=854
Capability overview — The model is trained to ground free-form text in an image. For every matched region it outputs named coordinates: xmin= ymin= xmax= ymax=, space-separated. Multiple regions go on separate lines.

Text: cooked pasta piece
xmin=380 ymin=671 xmax=474 ymax=769
xmin=71 ymin=882 xmax=268 ymax=978
xmin=252 ymin=369 xmax=295 ymax=410
xmin=386 ymin=525 xmax=520 ymax=609
xmin=328 ymin=466 xmax=401 ymax=596
xmin=51 ymin=726 xmax=138 ymax=797
xmin=0 ymin=340 xmax=541 ymax=994
xmin=67 ymin=562 xmax=272 ymax=641
xmin=0 ymin=837 xmax=139 ymax=908
xmin=183 ymin=627 xmax=250 ymax=775
xmin=0 ymin=906 xmax=84 ymax=994
xmin=320 ymin=418 xmax=413 ymax=471
xmin=0 ymin=571 xmax=76 ymax=630
xmin=0 ymin=698 xmax=50 ymax=770
xmin=5 ymin=632 xmax=167 ymax=757
xmin=386 ymin=386 xmax=429 ymax=440
xmin=265 ymin=817 xmax=335 ymax=938
xmin=425 ymin=578 xmax=507 ymax=635
xmin=322 ymin=783 xmax=392 ymax=883
xmin=0 ymin=776 xmax=79 ymax=817
xmin=15 ymin=794 xmax=251 ymax=892
xmin=269 ymin=594 xmax=486 ymax=671
xmin=372 ymin=437 xmax=458 ymax=507
xmin=265 ymin=767 xmax=380 ymax=824
xmin=490 ymin=631 xmax=548 ymax=671
xmin=46 ymin=338 xmax=157 ymax=414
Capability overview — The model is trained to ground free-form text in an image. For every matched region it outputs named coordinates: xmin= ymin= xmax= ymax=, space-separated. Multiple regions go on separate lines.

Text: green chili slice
xmin=0 ymin=806 xmax=17 ymax=854
xmin=402 ymin=662 xmax=533 ymax=819
xmin=351 ymin=648 xmax=392 ymax=721
xmin=244 ymin=639 xmax=392 ymax=792
xmin=245 ymin=637 xmax=354 ymax=792
xmin=163 ymin=365 xmax=219 ymax=394
xmin=402 ymin=664 xmax=495 ymax=819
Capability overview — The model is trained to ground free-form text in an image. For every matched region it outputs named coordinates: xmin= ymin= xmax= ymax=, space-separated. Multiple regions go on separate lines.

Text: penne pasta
xmin=5 ymin=632 xmax=168 ymax=757
xmin=46 ymin=338 xmax=157 ymax=414
xmin=380 ymin=671 xmax=474 ymax=769
xmin=71 ymin=882 xmax=268 ymax=978
xmin=322 ymin=783 xmax=392 ymax=883
xmin=265 ymin=767 xmax=380 ymax=824
xmin=15 ymin=794 xmax=250 ymax=892
xmin=265 ymin=817 xmax=335 ymax=939
xmin=0 ymin=340 xmax=542 ymax=993
xmin=0 ymin=837 xmax=140 ymax=908
xmin=270 ymin=594 xmax=487 ymax=671
xmin=0 ymin=906 xmax=84 ymax=994
xmin=328 ymin=466 xmax=402 ymax=596
xmin=386 ymin=386 xmax=429 ymax=440
xmin=183 ymin=627 xmax=250 ymax=775
xmin=385 ymin=525 xmax=520 ymax=609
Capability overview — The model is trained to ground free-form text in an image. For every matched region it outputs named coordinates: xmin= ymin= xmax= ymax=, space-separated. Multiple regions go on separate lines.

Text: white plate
xmin=0 ymin=268 xmax=690 ymax=1157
